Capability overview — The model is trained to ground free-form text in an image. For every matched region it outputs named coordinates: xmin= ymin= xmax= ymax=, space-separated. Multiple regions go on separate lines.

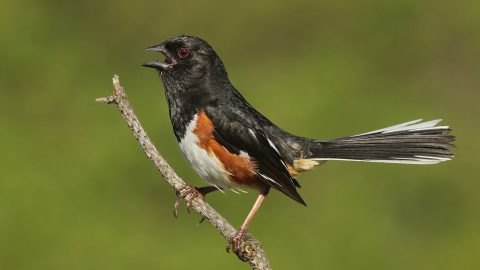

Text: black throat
xmin=160 ymin=59 xmax=229 ymax=141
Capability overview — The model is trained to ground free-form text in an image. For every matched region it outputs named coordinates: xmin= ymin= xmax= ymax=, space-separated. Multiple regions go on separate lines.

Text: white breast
xmin=178 ymin=114 xmax=233 ymax=189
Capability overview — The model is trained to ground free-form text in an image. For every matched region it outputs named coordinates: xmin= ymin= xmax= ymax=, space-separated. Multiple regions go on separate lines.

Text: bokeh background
xmin=1 ymin=0 xmax=479 ymax=269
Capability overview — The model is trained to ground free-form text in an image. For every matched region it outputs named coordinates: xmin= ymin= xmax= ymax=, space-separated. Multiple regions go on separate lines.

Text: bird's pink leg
xmin=228 ymin=193 xmax=266 ymax=253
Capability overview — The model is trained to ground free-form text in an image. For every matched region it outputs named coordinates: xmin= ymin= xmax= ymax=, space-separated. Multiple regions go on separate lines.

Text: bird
xmin=142 ymin=35 xmax=455 ymax=253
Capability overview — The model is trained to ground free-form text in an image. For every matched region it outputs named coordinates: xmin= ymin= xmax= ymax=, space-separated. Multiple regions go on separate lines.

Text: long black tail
xmin=309 ymin=119 xmax=455 ymax=164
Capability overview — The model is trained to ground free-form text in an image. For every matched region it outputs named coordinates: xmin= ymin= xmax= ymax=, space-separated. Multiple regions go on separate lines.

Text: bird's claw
xmin=173 ymin=185 xmax=204 ymax=218
xmin=226 ymin=229 xmax=246 ymax=255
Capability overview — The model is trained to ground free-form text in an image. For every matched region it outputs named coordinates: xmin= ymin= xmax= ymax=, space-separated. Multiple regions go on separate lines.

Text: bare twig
xmin=96 ymin=75 xmax=271 ymax=269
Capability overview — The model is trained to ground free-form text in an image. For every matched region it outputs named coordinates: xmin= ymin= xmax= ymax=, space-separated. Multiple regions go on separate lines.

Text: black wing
xmin=204 ymin=107 xmax=306 ymax=205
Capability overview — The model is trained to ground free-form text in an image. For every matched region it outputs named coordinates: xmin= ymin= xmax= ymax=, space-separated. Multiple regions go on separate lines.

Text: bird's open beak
xmin=142 ymin=44 xmax=175 ymax=70
xmin=142 ymin=61 xmax=171 ymax=69
xmin=144 ymin=43 xmax=168 ymax=53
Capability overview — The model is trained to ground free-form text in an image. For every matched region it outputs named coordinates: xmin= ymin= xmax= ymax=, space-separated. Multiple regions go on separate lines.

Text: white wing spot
xmin=259 ymin=173 xmax=279 ymax=185
xmin=248 ymin=128 xmax=256 ymax=138
xmin=267 ymin=138 xmax=280 ymax=155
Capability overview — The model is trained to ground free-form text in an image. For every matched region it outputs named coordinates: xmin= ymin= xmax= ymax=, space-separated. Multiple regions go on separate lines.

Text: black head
xmin=143 ymin=35 xmax=227 ymax=87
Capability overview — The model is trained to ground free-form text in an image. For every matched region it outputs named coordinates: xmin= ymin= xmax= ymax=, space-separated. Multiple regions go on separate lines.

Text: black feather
xmin=205 ymin=107 xmax=306 ymax=205
xmin=308 ymin=123 xmax=455 ymax=163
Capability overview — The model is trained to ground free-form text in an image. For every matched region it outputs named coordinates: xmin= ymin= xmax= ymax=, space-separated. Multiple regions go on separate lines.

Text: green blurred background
xmin=1 ymin=0 xmax=479 ymax=269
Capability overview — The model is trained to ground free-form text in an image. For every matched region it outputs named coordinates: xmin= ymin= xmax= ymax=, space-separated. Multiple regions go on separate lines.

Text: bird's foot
xmin=173 ymin=185 xmax=203 ymax=218
xmin=226 ymin=228 xmax=247 ymax=255
xmin=173 ymin=185 xmax=218 ymax=218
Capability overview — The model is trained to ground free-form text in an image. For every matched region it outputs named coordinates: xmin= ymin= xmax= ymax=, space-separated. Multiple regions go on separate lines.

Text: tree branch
xmin=96 ymin=75 xmax=271 ymax=269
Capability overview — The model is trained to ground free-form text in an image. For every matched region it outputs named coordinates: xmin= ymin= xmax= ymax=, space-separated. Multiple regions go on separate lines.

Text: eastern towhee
xmin=143 ymin=35 xmax=455 ymax=253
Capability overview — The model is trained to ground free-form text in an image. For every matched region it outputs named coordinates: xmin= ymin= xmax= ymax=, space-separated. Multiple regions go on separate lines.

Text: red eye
xmin=177 ymin=48 xmax=190 ymax=59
